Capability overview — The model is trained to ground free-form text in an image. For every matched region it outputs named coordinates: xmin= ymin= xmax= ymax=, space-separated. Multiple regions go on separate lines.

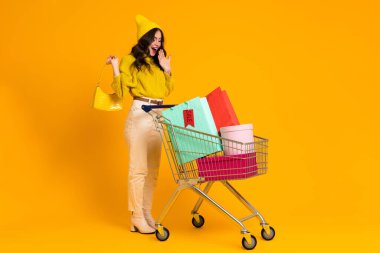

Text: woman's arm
xmin=106 ymin=55 xmax=120 ymax=77
xmin=164 ymin=72 xmax=174 ymax=96
xmin=106 ymin=55 xmax=136 ymax=98
xmin=157 ymin=50 xmax=174 ymax=96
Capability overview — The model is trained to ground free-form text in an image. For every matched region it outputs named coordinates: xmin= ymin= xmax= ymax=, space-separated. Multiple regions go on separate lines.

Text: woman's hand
xmin=106 ymin=55 xmax=119 ymax=67
xmin=106 ymin=55 xmax=120 ymax=77
xmin=158 ymin=49 xmax=171 ymax=75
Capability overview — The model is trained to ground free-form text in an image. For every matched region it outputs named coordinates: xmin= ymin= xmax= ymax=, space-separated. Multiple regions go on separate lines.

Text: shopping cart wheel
xmin=242 ymin=234 xmax=257 ymax=250
xmin=261 ymin=226 xmax=275 ymax=240
xmin=191 ymin=214 xmax=205 ymax=228
xmin=155 ymin=227 xmax=170 ymax=241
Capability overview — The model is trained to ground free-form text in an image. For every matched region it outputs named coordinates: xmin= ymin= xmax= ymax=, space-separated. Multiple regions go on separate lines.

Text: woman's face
xmin=148 ymin=30 xmax=162 ymax=56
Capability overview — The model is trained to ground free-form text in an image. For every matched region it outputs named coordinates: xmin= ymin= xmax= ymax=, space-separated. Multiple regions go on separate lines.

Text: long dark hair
xmin=130 ymin=28 xmax=166 ymax=72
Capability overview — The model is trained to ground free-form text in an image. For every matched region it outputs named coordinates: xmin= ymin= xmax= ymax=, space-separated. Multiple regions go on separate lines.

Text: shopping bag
xmin=162 ymin=97 xmax=222 ymax=164
xmin=196 ymin=152 xmax=258 ymax=181
xmin=206 ymin=87 xmax=239 ymax=132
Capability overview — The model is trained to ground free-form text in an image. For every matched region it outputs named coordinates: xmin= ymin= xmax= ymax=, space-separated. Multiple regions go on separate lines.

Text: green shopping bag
xmin=162 ymin=97 xmax=222 ymax=165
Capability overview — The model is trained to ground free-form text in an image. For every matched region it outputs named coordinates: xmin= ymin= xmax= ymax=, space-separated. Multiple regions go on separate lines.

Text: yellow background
xmin=1 ymin=0 xmax=379 ymax=252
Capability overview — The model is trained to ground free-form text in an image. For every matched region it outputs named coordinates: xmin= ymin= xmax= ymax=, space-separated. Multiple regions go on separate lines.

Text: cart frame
xmin=142 ymin=105 xmax=275 ymax=249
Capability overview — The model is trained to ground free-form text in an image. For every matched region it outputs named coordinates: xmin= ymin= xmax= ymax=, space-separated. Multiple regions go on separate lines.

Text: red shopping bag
xmin=206 ymin=87 xmax=240 ymax=132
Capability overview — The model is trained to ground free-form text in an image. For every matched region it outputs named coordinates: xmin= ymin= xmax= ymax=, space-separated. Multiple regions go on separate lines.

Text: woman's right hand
xmin=106 ymin=55 xmax=119 ymax=67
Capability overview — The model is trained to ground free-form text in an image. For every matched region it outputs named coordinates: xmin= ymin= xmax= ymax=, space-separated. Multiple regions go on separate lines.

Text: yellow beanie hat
xmin=136 ymin=14 xmax=161 ymax=41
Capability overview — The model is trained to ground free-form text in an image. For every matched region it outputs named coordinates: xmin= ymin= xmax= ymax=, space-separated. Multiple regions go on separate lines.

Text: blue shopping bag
xmin=162 ymin=97 xmax=223 ymax=165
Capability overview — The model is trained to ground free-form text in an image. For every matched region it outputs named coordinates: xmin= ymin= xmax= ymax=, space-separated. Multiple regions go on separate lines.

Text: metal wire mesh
xmin=152 ymin=114 xmax=268 ymax=183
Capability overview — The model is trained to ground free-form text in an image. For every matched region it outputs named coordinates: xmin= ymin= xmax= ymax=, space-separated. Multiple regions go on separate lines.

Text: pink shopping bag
xmin=196 ymin=152 xmax=257 ymax=181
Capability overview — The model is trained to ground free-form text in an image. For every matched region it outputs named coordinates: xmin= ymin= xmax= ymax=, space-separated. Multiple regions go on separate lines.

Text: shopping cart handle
xmin=141 ymin=104 xmax=176 ymax=112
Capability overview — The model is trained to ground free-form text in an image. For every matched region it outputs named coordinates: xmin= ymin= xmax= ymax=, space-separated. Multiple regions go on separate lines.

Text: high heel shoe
xmin=130 ymin=216 xmax=155 ymax=234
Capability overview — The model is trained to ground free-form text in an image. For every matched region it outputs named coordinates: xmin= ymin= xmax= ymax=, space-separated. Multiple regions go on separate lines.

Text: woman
xmin=106 ymin=15 xmax=174 ymax=234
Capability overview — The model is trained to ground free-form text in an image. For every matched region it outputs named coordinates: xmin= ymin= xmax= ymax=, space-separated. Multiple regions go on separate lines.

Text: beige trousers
xmin=125 ymin=99 xmax=163 ymax=214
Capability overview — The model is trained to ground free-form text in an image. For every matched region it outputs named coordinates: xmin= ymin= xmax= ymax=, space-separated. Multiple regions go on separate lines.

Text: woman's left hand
xmin=158 ymin=49 xmax=171 ymax=75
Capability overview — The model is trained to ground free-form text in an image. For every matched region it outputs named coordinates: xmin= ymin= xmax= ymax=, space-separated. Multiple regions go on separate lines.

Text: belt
xmin=133 ymin=97 xmax=163 ymax=105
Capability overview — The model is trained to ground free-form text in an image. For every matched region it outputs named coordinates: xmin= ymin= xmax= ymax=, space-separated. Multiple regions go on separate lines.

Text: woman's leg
xmin=143 ymin=127 xmax=162 ymax=228
xmin=125 ymin=101 xmax=155 ymax=234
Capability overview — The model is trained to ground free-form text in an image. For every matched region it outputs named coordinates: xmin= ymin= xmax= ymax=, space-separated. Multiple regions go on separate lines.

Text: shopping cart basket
xmin=142 ymin=105 xmax=275 ymax=250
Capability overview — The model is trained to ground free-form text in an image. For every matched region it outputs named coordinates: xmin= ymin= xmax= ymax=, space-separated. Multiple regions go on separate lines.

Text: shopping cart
xmin=142 ymin=105 xmax=275 ymax=250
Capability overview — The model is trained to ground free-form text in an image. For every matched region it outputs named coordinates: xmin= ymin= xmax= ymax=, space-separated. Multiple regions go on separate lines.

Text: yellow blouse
xmin=111 ymin=54 xmax=174 ymax=99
